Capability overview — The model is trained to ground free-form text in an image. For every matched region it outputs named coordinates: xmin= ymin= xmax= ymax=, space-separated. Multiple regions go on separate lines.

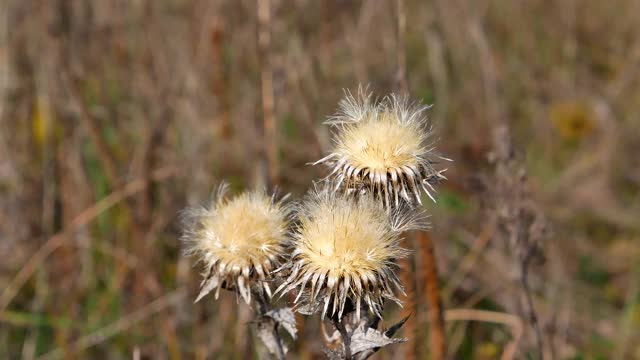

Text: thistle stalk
xmin=254 ymin=290 xmax=287 ymax=360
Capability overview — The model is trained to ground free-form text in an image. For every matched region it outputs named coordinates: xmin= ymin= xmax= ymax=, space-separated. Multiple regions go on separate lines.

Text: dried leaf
xmin=349 ymin=326 xmax=406 ymax=354
xmin=266 ymin=307 xmax=298 ymax=339
xmin=295 ymin=297 xmax=321 ymax=315
xmin=256 ymin=319 xmax=288 ymax=357
xmin=324 ymin=348 xmax=344 ymax=360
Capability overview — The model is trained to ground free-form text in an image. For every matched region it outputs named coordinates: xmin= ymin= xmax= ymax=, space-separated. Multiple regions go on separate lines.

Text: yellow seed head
xmin=277 ymin=187 xmax=422 ymax=320
xmin=315 ymin=88 xmax=448 ymax=207
xmin=182 ymin=185 xmax=290 ymax=304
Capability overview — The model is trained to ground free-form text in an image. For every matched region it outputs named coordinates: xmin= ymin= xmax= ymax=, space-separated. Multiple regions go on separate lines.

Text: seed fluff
xmin=276 ymin=186 xmax=424 ymax=321
xmin=181 ymin=184 xmax=291 ymax=304
xmin=314 ymin=88 xmax=449 ymax=207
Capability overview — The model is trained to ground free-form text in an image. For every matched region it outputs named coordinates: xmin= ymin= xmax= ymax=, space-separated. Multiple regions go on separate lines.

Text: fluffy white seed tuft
xmin=181 ymin=184 xmax=291 ymax=304
xmin=276 ymin=186 xmax=424 ymax=320
xmin=315 ymin=88 xmax=449 ymax=207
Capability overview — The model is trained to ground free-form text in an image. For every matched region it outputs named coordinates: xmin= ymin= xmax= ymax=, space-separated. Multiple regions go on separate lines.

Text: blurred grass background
xmin=1 ymin=0 xmax=640 ymax=359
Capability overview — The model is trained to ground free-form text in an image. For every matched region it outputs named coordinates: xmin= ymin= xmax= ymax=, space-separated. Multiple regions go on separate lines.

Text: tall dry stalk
xmin=394 ymin=2 xmax=419 ymax=358
xmin=395 ymin=0 xmax=446 ymax=358
xmin=257 ymin=0 xmax=278 ymax=187
xmin=418 ymin=231 xmax=447 ymax=360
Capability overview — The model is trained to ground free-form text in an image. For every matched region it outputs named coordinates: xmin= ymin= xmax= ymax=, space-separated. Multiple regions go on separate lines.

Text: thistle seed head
xmin=315 ymin=88 xmax=448 ymax=207
xmin=181 ymin=184 xmax=291 ymax=304
xmin=276 ymin=186 xmax=423 ymax=320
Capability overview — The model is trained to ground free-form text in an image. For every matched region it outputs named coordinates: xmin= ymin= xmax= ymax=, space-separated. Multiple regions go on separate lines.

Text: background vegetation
xmin=1 ymin=0 xmax=639 ymax=358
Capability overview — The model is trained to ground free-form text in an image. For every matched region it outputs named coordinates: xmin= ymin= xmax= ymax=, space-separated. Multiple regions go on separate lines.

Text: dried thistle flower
xmin=276 ymin=186 xmax=423 ymax=320
xmin=181 ymin=184 xmax=291 ymax=304
xmin=314 ymin=88 xmax=448 ymax=206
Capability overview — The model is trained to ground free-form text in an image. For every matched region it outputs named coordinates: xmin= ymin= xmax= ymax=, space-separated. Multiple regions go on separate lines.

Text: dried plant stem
xmin=257 ymin=0 xmax=278 ymax=187
xmin=210 ymin=17 xmax=232 ymax=140
xmin=520 ymin=252 xmax=544 ymax=358
xmin=329 ymin=301 xmax=384 ymax=360
xmin=419 ymin=231 xmax=446 ymax=360
xmin=255 ymin=293 xmax=286 ymax=360
xmin=493 ymin=124 xmax=545 ymax=357
xmin=395 ymin=0 xmax=408 ymax=93
xmin=333 ymin=316 xmax=353 ymax=360
xmin=474 ymin=7 xmax=546 ymax=353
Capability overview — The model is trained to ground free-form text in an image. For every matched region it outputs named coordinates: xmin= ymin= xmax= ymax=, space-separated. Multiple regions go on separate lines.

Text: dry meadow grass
xmin=1 ymin=0 xmax=640 ymax=358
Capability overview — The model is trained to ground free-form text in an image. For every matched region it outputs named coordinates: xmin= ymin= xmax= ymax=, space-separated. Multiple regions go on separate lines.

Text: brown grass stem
xmin=442 ymin=225 xmax=494 ymax=301
xmin=0 ymin=166 xmax=177 ymax=314
xmin=419 ymin=231 xmax=446 ymax=360
xmin=395 ymin=0 xmax=408 ymax=93
xmin=63 ymin=72 xmax=120 ymax=189
xmin=445 ymin=308 xmax=523 ymax=360
xmin=257 ymin=0 xmax=278 ymax=187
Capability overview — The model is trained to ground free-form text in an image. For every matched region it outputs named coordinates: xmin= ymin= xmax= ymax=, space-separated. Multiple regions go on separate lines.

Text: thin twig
xmin=442 ymin=225 xmax=494 ymax=301
xmin=521 ymin=252 xmax=544 ymax=357
xmin=445 ymin=308 xmax=523 ymax=360
xmin=492 ymin=123 xmax=546 ymax=358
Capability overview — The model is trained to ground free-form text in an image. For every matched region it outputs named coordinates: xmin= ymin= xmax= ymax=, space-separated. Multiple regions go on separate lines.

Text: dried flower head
xmin=181 ymin=185 xmax=290 ymax=304
xmin=314 ymin=89 xmax=448 ymax=207
xmin=276 ymin=186 xmax=422 ymax=320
